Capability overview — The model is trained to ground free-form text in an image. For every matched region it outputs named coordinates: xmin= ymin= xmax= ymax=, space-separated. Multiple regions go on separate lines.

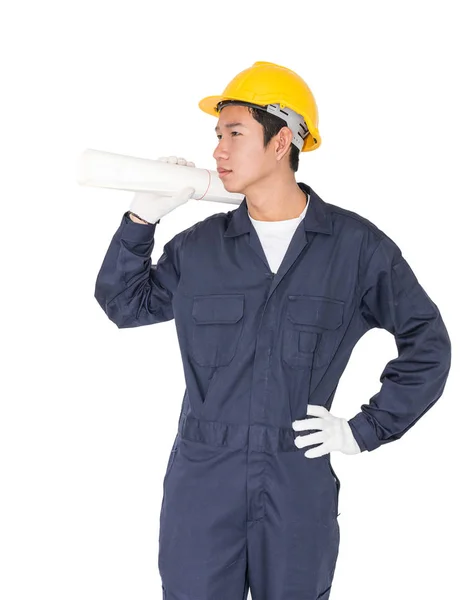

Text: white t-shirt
xmin=248 ymin=193 xmax=310 ymax=274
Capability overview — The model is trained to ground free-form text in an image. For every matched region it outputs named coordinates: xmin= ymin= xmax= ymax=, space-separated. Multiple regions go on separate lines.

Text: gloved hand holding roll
xmin=128 ymin=156 xmax=196 ymax=224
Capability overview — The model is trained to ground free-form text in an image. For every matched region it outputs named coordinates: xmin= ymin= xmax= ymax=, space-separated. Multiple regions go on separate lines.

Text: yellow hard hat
xmin=198 ymin=61 xmax=321 ymax=152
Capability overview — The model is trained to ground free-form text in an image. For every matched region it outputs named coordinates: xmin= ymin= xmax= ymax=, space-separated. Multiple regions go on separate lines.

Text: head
xmin=213 ymin=103 xmax=300 ymax=195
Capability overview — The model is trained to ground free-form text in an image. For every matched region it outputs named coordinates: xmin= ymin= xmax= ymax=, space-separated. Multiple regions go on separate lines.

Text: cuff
xmin=121 ymin=211 xmax=158 ymax=241
xmin=347 ymin=412 xmax=381 ymax=453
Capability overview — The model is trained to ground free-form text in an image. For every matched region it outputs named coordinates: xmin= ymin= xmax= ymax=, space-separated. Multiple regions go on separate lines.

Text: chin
xmin=222 ymin=178 xmax=243 ymax=195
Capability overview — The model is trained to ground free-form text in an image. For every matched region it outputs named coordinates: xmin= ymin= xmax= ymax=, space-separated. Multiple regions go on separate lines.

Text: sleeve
xmin=347 ymin=235 xmax=452 ymax=452
xmin=94 ymin=211 xmax=185 ymax=328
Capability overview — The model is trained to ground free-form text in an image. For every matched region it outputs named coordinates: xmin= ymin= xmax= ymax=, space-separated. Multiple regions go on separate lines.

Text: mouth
xmin=218 ymin=169 xmax=232 ymax=178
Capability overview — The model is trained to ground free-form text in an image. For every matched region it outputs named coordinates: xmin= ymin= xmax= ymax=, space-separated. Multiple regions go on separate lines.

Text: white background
xmin=1 ymin=1 xmax=472 ymax=598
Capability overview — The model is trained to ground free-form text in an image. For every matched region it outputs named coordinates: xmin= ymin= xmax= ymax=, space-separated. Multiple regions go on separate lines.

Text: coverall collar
xmin=224 ymin=181 xmax=333 ymax=238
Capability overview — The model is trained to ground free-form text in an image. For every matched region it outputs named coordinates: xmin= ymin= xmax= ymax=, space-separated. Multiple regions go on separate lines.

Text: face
xmin=212 ymin=104 xmax=291 ymax=195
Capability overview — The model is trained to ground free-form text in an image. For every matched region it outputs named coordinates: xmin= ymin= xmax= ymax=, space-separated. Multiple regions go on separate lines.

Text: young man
xmin=95 ymin=61 xmax=451 ymax=600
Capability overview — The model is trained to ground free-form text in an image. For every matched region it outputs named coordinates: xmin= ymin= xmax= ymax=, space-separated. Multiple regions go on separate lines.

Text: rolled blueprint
xmin=77 ymin=149 xmax=244 ymax=205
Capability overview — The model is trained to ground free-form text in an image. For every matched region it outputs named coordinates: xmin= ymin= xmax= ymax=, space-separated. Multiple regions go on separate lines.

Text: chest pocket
xmin=283 ymin=295 xmax=345 ymax=369
xmin=190 ymin=294 xmax=245 ymax=367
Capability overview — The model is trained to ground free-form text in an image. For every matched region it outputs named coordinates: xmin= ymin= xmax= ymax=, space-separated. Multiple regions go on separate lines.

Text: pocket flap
xmin=192 ymin=294 xmax=244 ymax=324
xmin=288 ymin=295 xmax=344 ymax=329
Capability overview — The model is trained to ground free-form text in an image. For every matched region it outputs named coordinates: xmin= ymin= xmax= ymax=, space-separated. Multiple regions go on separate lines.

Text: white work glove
xmin=292 ymin=404 xmax=361 ymax=458
xmin=128 ymin=156 xmax=196 ymax=224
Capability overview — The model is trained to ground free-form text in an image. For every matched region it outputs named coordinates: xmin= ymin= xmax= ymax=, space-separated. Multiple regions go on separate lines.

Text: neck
xmin=245 ymin=175 xmax=307 ymax=222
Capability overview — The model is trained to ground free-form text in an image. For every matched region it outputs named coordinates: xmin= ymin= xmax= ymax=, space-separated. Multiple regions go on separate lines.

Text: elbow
xmin=423 ymin=305 xmax=451 ymax=373
xmin=94 ymin=287 xmax=129 ymax=329
xmin=94 ymin=286 xmax=107 ymax=314
xmin=432 ymin=317 xmax=452 ymax=393
xmin=438 ymin=316 xmax=452 ymax=375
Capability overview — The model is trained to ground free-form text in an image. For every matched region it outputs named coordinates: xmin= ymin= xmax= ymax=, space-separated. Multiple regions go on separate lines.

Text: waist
xmin=179 ymin=414 xmax=300 ymax=454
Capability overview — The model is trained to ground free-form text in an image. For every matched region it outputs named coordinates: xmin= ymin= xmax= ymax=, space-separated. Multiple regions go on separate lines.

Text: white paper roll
xmin=77 ymin=149 xmax=244 ymax=205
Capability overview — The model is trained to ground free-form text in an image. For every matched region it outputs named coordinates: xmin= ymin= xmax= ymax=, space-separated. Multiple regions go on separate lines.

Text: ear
xmin=275 ymin=126 xmax=294 ymax=161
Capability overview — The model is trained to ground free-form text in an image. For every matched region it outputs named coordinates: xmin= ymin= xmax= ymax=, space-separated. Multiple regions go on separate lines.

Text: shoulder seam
xmin=326 ymin=205 xmax=385 ymax=241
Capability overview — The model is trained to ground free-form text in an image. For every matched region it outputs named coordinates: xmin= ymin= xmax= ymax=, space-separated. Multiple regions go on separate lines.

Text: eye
xmin=216 ymin=131 xmax=241 ymax=140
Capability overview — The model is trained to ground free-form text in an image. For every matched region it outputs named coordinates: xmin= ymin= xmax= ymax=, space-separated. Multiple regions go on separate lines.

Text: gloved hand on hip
xmin=292 ymin=404 xmax=361 ymax=458
xmin=129 ymin=155 xmax=196 ymax=224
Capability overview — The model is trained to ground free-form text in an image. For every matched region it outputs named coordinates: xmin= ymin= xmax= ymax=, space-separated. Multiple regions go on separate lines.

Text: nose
xmin=213 ymin=137 xmax=230 ymax=163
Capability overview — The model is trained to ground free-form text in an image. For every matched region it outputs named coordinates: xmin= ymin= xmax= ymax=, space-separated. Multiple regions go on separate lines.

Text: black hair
xmin=247 ymin=106 xmax=300 ymax=172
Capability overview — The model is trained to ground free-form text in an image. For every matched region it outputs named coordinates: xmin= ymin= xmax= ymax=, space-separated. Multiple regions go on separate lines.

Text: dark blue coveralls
xmin=94 ymin=182 xmax=451 ymax=600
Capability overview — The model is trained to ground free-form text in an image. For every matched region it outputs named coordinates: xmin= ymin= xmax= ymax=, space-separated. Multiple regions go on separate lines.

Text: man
xmin=94 ymin=61 xmax=451 ymax=600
